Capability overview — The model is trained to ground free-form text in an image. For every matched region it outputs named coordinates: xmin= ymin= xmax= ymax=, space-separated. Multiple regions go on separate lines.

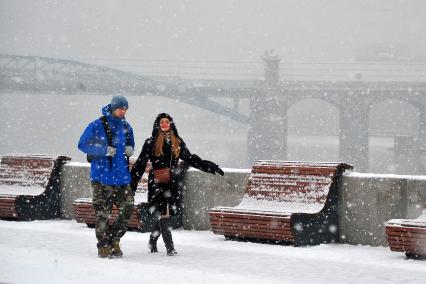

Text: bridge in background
xmin=2 ymin=53 xmax=426 ymax=172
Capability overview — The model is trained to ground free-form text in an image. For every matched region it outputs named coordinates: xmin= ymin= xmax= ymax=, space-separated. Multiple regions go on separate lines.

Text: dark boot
xmin=160 ymin=218 xmax=177 ymax=256
xmin=98 ymin=245 xmax=112 ymax=258
xmin=148 ymin=220 xmax=160 ymax=253
xmin=109 ymin=240 xmax=123 ymax=258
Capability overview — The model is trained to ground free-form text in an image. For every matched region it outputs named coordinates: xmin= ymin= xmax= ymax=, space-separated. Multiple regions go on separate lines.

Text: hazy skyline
xmin=1 ymin=0 xmax=426 ymax=62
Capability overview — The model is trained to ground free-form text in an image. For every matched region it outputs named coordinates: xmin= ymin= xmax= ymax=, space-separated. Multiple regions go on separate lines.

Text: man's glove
xmin=106 ymin=146 xmax=116 ymax=157
xmin=202 ymin=160 xmax=225 ymax=176
xmin=125 ymin=145 xmax=134 ymax=157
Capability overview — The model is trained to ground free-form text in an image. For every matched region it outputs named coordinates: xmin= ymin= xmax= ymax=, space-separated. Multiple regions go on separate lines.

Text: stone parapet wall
xmin=59 ymin=163 xmax=426 ymax=246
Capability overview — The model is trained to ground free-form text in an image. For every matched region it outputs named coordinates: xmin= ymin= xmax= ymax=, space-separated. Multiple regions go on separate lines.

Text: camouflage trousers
xmin=91 ymin=182 xmax=134 ymax=248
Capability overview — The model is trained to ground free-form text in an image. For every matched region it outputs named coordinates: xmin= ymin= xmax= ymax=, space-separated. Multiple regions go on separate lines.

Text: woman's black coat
xmin=130 ymin=136 xmax=218 ymax=215
xmin=130 ymin=113 xmax=223 ymax=216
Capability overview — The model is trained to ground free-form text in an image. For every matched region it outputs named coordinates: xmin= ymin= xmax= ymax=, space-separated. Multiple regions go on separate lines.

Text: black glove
xmin=216 ymin=167 xmax=225 ymax=176
xmin=202 ymin=160 xmax=224 ymax=176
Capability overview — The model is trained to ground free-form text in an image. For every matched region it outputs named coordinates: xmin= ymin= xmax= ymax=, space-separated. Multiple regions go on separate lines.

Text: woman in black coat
xmin=130 ymin=113 xmax=224 ymax=256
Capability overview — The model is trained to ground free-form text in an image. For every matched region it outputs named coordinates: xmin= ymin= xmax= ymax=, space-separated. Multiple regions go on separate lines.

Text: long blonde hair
xmin=154 ymin=131 xmax=181 ymax=158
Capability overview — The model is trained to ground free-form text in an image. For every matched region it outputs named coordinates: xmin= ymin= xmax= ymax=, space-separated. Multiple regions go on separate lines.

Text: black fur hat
xmin=151 ymin=113 xmax=180 ymax=138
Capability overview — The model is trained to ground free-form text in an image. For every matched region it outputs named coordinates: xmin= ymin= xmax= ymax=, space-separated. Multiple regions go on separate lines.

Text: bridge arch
xmin=369 ymin=99 xmax=421 ymax=173
xmin=369 ymin=99 xmax=420 ymax=137
xmin=286 ymin=98 xmax=340 ymax=161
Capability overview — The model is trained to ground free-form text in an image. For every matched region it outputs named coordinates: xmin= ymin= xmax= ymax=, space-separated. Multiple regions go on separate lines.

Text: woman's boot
xmin=160 ymin=218 xmax=178 ymax=256
xmin=148 ymin=220 xmax=160 ymax=253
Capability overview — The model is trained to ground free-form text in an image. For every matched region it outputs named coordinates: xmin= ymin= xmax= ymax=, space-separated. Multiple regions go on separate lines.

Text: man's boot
xmin=98 ymin=244 xmax=112 ymax=258
xmin=160 ymin=218 xmax=177 ymax=256
xmin=110 ymin=240 xmax=123 ymax=258
xmin=148 ymin=220 xmax=160 ymax=253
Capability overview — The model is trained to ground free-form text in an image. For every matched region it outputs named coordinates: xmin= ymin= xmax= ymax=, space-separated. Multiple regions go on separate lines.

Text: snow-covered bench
xmin=0 ymin=154 xmax=71 ymax=220
xmin=209 ymin=160 xmax=352 ymax=246
xmin=386 ymin=204 xmax=426 ymax=259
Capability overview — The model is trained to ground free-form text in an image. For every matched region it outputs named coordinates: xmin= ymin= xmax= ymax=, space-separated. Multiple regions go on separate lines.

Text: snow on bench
xmin=386 ymin=204 xmax=426 ymax=259
xmin=209 ymin=160 xmax=352 ymax=246
xmin=0 ymin=184 xmax=46 ymax=196
xmin=0 ymin=154 xmax=71 ymax=220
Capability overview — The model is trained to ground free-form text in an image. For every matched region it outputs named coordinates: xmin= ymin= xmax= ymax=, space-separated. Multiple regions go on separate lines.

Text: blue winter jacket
xmin=78 ymin=104 xmax=135 ymax=186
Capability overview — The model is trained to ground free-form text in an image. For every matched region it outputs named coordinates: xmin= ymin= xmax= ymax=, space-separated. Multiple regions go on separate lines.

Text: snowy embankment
xmin=0 ymin=220 xmax=425 ymax=284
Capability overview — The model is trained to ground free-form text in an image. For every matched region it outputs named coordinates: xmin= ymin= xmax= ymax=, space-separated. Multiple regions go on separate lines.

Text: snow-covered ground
xmin=1 ymin=220 xmax=425 ymax=284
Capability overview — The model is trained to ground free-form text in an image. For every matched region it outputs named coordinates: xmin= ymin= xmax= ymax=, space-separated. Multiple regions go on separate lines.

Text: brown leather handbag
xmin=153 ymin=168 xmax=171 ymax=184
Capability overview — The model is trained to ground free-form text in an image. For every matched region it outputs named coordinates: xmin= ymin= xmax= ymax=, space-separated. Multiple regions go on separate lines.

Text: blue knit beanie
xmin=110 ymin=95 xmax=129 ymax=111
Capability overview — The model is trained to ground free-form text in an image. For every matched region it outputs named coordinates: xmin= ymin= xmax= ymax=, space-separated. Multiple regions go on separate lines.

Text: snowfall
xmin=1 ymin=220 xmax=425 ymax=284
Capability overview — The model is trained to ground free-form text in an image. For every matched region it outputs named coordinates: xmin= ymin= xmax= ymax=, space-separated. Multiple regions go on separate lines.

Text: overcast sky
xmin=1 ymin=0 xmax=426 ymax=62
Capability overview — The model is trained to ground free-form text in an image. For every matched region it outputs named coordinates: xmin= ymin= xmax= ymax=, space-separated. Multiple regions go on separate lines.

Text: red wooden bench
xmin=0 ymin=154 xmax=71 ymax=220
xmin=386 ymin=204 xmax=426 ymax=259
xmin=209 ymin=160 xmax=352 ymax=246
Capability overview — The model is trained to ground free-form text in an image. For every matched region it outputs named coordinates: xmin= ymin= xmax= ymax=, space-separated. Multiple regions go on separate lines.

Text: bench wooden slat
xmin=0 ymin=180 xmax=47 ymax=187
xmin=246 ymin=190 xmax=328 ymax=202
xmin=386 ymin=227 xmax=426 ymax=236
xmin=0 ymin=196 xmax=17 ymax=202
xmin=210 ymin=216 xmax=292 ymax=225
xmin=0 ymin=171 xmax=49 ymax=177
xmin=1 ymin=154 xmax=54 ymax=167
xmin=387 ymin=241 xmax=426 ymax=248
xmin=212 ymin=228 xmax=294 ymax=239
xmin=210 ymin=221 xmax=291 ymax=229
xmin=0 ymin=168 xmax=52 ymax=175
xmin=210 ymin=209 xmax=292 ymax=219
xmin=210 ymin=220 xmax=290 ymax=228
xmin=0 ymin=204 xmax=16 ymax=209
xmin=214 ymin=229 xmax=295 ymax=241
xmin=247 ymin=182 xmax=332 ymax=190
xmin=211 ymin=222 xmax=292 ymax=233
xmin=0 ymin=168 xmax=51 ymax=178
xmin=387 ymin=235 xmax=426 ymax=242
xmin=0 ymin=206 xmax=17 ymax=211
xmin=387 ymin=221 xmax=426 ymax=228
xmin=252 ymin=168 xmax=336 ymax=177
xmin=247 ymin=180 xmax=332 ymax=188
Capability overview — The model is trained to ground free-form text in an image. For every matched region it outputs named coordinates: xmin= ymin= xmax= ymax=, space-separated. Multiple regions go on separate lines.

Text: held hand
xmin=125 ymin=145 xmax=134 ymax=157
xmin=130 ymin=182 xmax=137 ymax=194
xmin=106 ymin=146 xmax=116 ymax=157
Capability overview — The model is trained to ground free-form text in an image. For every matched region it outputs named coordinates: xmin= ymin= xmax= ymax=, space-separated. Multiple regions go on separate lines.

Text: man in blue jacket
xmin=78 ymin=95 xmax=135 ymax=258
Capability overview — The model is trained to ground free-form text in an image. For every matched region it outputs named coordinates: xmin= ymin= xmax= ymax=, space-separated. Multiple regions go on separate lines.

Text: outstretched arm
xmin=179 ymin=140 xmax=224 ymax=176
